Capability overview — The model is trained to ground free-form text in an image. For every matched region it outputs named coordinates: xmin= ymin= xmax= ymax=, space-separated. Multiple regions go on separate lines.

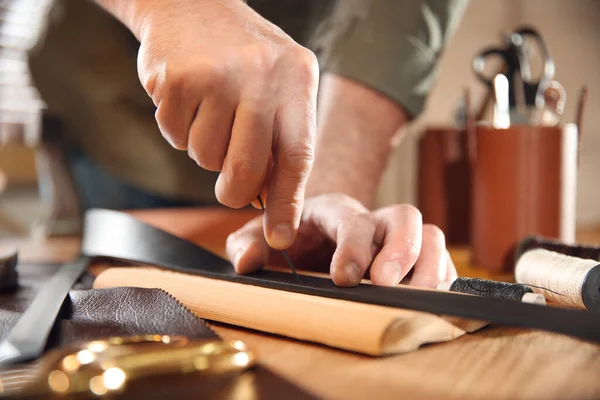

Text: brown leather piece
xmin=56 ymin=287 xmax=218 ymax=345
xmin=1 ymin=263 xmax=315 ymax=399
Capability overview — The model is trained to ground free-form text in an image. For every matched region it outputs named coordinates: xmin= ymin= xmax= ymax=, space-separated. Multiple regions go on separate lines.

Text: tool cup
xmin=417 ymin=127 xmax=471 ymax=245
xmin=469 ymin=123 xmax=579 ymax=272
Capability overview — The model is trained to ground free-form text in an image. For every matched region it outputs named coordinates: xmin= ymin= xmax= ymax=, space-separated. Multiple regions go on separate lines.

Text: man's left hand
xmin=226 ymin=193 xmax=456 ymax=287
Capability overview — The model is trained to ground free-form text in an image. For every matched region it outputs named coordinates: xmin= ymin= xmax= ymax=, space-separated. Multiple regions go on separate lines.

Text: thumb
xmin=225 ymin=216 xmax=270 ymax=274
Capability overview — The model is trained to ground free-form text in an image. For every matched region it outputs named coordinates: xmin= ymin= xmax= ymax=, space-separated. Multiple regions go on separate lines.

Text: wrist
xmin=306 ymin=73 xmax=407 ymax=208
xmin=93 ymin=0 xmax=154 ymax=39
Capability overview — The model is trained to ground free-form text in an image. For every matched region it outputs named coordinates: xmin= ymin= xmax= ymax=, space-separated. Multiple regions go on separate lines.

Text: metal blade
xmin=0 ymin=256 xmax=89 ymax=365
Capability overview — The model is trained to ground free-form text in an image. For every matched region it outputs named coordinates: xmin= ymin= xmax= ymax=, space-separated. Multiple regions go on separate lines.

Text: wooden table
xmin=7 ymin=208 xmax=600 ymax=400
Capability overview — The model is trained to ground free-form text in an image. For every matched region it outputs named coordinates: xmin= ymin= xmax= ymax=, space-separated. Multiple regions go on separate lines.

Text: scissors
xmin=472 ymin=25 xmax=555 ymax=111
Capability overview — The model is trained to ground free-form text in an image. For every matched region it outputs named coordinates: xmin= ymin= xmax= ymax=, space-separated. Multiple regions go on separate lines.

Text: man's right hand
xmin=99 ymin=0 xmax=319 ymax=250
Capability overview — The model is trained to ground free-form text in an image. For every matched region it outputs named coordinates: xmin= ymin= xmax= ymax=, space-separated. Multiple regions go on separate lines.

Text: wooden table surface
xmin=7 ymin=208 xmax=600 ymax=400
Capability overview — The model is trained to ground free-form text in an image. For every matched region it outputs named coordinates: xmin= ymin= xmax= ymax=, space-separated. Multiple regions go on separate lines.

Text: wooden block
xmin=94 ymin=266 xmax=488 ymax=356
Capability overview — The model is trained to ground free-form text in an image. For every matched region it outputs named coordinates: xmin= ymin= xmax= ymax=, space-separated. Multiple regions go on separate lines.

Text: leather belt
xmin=82 ymin=209 xmax=600 ymax=344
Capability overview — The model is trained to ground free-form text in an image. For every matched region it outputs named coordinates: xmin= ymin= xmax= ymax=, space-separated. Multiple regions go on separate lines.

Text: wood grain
xmin=211 ymin=323 xmax=600 ymax=400
xmin=10 ymin=208 xmax=600 ymax=399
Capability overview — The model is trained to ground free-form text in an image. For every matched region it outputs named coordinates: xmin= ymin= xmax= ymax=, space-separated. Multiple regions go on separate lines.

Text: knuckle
xmin=291 ymin=47 xmax=319 ymax=82
xmin=142 ymin=71 xmax=159 ymax=101
xmin=225 ymin=233 xmax=237 ymax=253
xmin=400 ymin=238 xmax=421 ymax=263
xmin=161 ymin=61 xmax=224 ymax=96
xmin=280 ymin=143 xmax=315 ymax=177
xmin=336 ymin=214 xmax=374 ymax=263
xmin=337 ymin=212 xmax=374 ymax=236
xmin=243 ymin=44 xmax=275 ymax=73
xmin=155 ymin=109 xmax=188 ymax=150
xmin=272 ymin=187 xmax=304 ymax=220
xmin=395 ymin=204 xmax=423 ymax=222
xmin=189 ymin=147 xmax=224 ymax=171
xmin=323 ymin=193 xmax=366 ymax=211
xmin=228 ymin=158 xmax=265 ymax=183
xmin=162 ymin=64 xmax=188 ymax=96
xmin=347 ymin=213 xmax=375 ymax=232
xmin=326 ymin=193 xmax=350 ymax=204
xmin=199 ymin=63 xmax=226 ymax=92
xmin=423 ymin=224 xmax=446 ymax=246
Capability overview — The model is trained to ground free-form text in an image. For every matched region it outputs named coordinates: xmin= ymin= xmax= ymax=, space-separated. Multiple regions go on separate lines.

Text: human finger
xmin=263 ymin=50 xmax=318 ymax=250
xmin=148 ymin=65 xmax=201 ymax=151
xmin=408 ymin=224 xmax=448 ymax=288
xmin=215 ymin=101 xmax=274 ymax=208
xmin=225 ymin=216 xmax=270 ymax=274
xmin=369 ymin=205 xmax=423 ymax=286
xmin=445 ymin=250 xmax=458 ymax=282
xmin=187 ymin=96 xmax=236 ymax=171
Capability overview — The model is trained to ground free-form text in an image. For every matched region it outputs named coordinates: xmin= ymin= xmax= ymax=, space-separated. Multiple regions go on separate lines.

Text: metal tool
xmin=256 ymin=195 xmax=302 ymax=284
xmin=473 ymin=25 xmax=556 ymax=123
xmin=0 ymin=335 xmax=255 ymax=398
xmin=0 ymin=256 xmax=90 ymax=365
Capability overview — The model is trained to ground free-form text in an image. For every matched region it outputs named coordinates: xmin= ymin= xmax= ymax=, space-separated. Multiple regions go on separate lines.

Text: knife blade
xmin=0 ymin=256 xmax=90 ymax=365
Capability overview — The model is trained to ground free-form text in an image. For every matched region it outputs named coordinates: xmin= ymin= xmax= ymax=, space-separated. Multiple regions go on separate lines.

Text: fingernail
xmin=381 ymin=262 xmax=402 ymax=285
xmin=344 ymin=262 xmax=361 ymax=285
xmin=269 ymin=224 xmax=293 ymax=249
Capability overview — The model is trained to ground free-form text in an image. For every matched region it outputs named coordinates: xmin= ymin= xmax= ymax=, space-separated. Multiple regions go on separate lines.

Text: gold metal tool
xmin=0 ymin=335 xmax=256 ymax=398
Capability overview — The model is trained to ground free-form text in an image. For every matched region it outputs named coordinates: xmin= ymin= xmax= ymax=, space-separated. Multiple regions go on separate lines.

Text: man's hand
xmin=226 ymin=194 xmax=457 ymax=287
xmin=97 ymin=0 xmax=319 ymax=250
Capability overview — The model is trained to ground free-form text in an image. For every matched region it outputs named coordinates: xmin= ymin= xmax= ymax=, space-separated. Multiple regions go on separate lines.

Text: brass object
xmin=1 ymin=335 xmax=255 ymax=397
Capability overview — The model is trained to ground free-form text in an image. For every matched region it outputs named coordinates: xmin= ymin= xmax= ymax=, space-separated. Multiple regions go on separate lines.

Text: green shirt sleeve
xmin=310 ymin=0 xmax=469 ymax=119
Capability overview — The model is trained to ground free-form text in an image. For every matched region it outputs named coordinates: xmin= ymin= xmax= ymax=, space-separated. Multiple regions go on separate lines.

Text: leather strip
xmin=82 ymin=209 xmax=600 ymax=343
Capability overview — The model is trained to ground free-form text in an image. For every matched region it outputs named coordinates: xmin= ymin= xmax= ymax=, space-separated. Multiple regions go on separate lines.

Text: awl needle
xmin=256 ymin=195 xmax=303 ymax=284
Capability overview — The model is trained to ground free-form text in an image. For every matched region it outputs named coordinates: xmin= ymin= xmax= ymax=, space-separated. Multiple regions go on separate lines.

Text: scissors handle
xmin=472 ymin=48 xmax=514 ymax=88
xmin=513 ymin=25 xmax=555 ymax=82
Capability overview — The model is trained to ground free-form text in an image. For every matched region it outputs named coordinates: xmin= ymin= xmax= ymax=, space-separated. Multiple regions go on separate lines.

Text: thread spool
xmin=436 ymin=277 xmax=546 ymax=305
xmin=515 ymin=248 xmax=600 ymax=312
xmin=515 ymin=235 xmax=600 ymax=263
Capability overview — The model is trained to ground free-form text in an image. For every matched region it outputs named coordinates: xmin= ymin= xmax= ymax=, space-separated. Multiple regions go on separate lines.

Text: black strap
xmin=82 ymin=209 xmax=600 ymax=344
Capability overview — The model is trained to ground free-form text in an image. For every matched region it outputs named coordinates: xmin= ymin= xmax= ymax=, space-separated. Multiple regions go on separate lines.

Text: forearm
xmin=306 ymin=73 xmax=407 ymax=208
xmin=93 ymin=0 xmax=159 ymax=40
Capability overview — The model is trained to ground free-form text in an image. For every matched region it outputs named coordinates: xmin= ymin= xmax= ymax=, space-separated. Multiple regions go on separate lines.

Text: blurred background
xmin=379 ymin=0 xmax=600 ymax=228
xmin=0 ymin=0 xmax=598 ymax=238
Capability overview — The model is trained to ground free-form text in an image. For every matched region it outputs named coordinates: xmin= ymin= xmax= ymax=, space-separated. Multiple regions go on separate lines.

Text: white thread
xmin=515 ymin=249 xmax=597 ymax=310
